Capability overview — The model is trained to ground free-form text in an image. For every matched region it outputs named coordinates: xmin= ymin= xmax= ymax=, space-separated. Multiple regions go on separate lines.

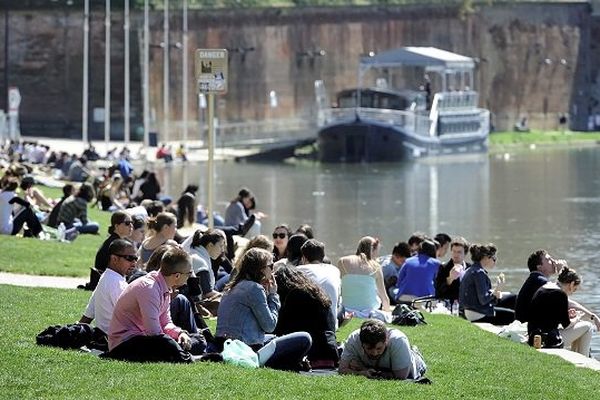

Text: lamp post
xmin=182 ymin=0 xmax=188 ymax=143
xmin=124 ymin=0 xmax=130 ymax=144
xmin=143 ymin=0 xmax=150 ymax=148
xmin=82 ymin=0 xmax=89 ymax=144
xmin=163 ymin=0 xmax=170 ymax=144
xmin=3 ymin=3 xmax=9 ymax=114
xmin=104 ymin=0 xmax=111 ymax=151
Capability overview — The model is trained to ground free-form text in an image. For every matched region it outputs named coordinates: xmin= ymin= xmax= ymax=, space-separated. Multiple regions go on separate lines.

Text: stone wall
xmin=0 ymin=2 xmax=596 ymax=140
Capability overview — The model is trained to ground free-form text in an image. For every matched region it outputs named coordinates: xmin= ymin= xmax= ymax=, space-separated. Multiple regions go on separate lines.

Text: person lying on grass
xmin=339 ymin=319 xmax=427 ymax=380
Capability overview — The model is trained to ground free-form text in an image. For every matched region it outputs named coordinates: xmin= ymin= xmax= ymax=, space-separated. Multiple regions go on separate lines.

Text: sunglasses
xmin=122 ymin=220 xmax=133 ymax=226
xmin=272 ymin=233 xmax=287 ymax=239
xmin=114 ymin=254 xmax=138 ymax=262
xmin=490 ymin=255 xmax=497 ymax=262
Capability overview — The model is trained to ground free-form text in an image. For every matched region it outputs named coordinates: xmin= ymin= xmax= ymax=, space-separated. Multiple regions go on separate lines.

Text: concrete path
xmin=0 ymin=271 xmax=85 ymax=289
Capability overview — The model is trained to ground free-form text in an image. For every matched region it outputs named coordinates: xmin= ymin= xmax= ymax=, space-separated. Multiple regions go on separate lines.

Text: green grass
xmin=0 ymin=284 xmax=597 ymax=399
xmin=489 ymin=130 xmax=600 ymax=148
xmin=0 ymin=186 xmax=111 ymax=278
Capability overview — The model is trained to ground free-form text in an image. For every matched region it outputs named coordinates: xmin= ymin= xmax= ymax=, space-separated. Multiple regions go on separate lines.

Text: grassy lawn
xmin=0 ymin=284 xmax=597 ymax=399
xmin=489 ymin=130 xmax=600 ymax=148
xmin=0 ymin=186 xmax=111 ymax=278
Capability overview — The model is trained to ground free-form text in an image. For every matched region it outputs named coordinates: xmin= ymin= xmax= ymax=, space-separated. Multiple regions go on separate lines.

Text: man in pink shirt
xmin=106 ymin=247 xmax=194 ymax=363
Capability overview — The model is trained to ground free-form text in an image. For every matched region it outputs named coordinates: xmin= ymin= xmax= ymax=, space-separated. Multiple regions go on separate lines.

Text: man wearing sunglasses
xmin=105 ymin=247 xmax=195 ymax=363
xmin=79 ymin=239 xmax=137 ymax=339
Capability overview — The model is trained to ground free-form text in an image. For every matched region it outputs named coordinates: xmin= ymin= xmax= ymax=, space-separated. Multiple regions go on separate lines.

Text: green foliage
xmin=489 ymin=130 xmax=600 ymax=147
xmin=1 ymin=284 xmax=598 ymax=399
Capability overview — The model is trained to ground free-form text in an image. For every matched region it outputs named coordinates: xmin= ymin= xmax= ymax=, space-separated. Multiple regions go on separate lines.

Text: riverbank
xmin=489 ymin=130 xmax=600 ymax=151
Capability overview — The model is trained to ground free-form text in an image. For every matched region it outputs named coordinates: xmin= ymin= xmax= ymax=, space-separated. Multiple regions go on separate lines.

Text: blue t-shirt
xmin=395 ymin=254 xmax=440 ymax=298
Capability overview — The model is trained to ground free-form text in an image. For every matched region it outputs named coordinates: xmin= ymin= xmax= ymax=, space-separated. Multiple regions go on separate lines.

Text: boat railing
xmin=435 ymin=90 xmax=479 ymax=110
xmin=319 ymin=107 xmax=434 ymax=137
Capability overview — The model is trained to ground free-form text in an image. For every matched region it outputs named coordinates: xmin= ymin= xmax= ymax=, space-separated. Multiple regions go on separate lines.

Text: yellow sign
xmin=195 ymin=49 xmax=228 ymax=94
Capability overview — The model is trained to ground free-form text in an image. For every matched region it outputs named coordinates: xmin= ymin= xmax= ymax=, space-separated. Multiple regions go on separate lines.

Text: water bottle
xmin=451 ymin=300 xmax=459 ymax=316
xmin=57 ymin=223 xmax=66 ymax=242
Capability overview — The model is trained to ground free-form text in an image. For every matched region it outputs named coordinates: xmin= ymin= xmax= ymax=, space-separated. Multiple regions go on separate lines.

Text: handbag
xmin=221 ymin=339 xmax=259 ymax=368
xmin=392 ymin=304 xmax=427 ymax=326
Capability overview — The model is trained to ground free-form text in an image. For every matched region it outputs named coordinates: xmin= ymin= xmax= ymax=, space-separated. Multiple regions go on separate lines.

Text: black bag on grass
xmin=391 ymin=304 xmax=426 ymax=326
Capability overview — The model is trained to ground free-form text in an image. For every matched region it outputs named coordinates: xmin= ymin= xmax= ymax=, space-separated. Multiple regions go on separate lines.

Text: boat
xmin=316 ymin=47 xmax=490 ymax=162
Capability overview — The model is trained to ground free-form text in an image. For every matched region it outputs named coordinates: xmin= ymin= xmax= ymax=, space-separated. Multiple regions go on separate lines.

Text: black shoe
xmin=238 ymin=214 xmax=256 ymax=237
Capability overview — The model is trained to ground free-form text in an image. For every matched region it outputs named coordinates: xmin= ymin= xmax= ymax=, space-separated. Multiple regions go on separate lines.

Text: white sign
xmin=8 ymin=87 xmax=21 ymax=113
xmin=195 ymin=49 xmax=228 ymax=94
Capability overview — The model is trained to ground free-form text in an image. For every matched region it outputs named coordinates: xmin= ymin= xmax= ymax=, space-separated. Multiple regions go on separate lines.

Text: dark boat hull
xmin=318 ymin=121 xmax=487 ymax=163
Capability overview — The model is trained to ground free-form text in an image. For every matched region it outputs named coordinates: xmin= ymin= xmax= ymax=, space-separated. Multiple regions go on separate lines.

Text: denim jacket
xmin=458 ymin=263 xmax=497 ymax=317
xmin=216 ymin=280 xmax=280 ymax=346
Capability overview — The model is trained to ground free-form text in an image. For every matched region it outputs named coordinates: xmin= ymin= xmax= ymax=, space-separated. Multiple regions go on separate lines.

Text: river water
xmin=158 ymin=145 xmax=600 ymax=352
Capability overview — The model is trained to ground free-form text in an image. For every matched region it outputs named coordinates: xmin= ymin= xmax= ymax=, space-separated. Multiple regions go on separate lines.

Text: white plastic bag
xmin=221 ymin=339 xmax=259 ymax=368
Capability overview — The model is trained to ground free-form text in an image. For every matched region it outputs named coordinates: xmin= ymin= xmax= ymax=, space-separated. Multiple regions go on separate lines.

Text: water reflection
xmin=158 ymin=146 xmax=600 ymax=350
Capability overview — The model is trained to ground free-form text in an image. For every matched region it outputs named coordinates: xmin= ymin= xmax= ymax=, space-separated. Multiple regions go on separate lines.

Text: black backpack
xmin=391 ymin=304 xmax=427 ymax=326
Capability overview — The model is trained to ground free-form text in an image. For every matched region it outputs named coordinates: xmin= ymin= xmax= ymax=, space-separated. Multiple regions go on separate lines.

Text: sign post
xmin=195 ymin=49 xmax=228 ymax=228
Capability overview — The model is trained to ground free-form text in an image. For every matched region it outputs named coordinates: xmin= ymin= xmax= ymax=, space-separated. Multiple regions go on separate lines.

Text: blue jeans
xmin=73 ymin=219 xmax=99 ymax=234
xmin=263 ymin=332 xmax=312 ymax=371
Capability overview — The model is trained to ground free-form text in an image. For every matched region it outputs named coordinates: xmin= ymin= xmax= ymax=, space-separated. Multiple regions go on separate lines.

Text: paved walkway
xmin=0 ymin=271 xmax=85 ymax=289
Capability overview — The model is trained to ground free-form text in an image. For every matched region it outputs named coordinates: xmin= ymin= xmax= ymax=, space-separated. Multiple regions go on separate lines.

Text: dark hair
xmin=295 ymin=224 xmax=314 ymax=239
xmin=527 ymin=249 xmax=548 ymax=272
xmin=108 ymin=211 xmax=130 ymax=235
xmin=108 ymin=238 xmax=134 ymax=256
xmin=145 ymin=200 xmax=165 ymax=218
xmin=434 ymin=233 xmax=452 ymax=247
xmin=359 ymin=319 xmax=388 ymax=347
xmin=159 ymin=246 xmax=192 ymax=275
xmin=20 ymin=175 xmax=35 ymax=190
xmin=232 ymin=187 xmax=253 ymax=203
xmin=450 ymin=237 xmax=470 ymax=253
xmin=132 ymin=215 xmax=146 ymax=230
xmin=557 ymin=266 xmax=581 ymax=286
xmin=77 ymin=183 xmax=95 ymax=202
xmin=1 ymin=177 xmax=19 ymax=192
xmin=176 ymin=192 xmax=196 ymax=228
xmin=301 ymin=239 xmax=325 ymax=263
xmin=286 ymin=233 xmax=308 ymax=266
xmin=191 ymin=228 xmax=225 ymax=249
xmin=272 ymin=224 xmax=292 ymax=259
xmin=226 ymin=248 xmax=272 ymax=291
xmin=62 ymin=184 xmax=74 ymax=197
xmin=408 ymin=232 xmax=426 ymax=247
xmin=470 ymin=243 xmax=497 ymax=263
xmin=419 ymin=240 xmax=437 ymax=258
xmin=182 ymin=184 xmax=198 ymax=195
xmin=392 ymin=242 xmax=411 ymax=258
xmin=274 ymin=265 xmax=331 ymax=308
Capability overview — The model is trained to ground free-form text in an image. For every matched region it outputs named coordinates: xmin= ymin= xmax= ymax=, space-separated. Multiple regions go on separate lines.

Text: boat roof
xmin=359 ymin=47 xmax=475 ymax=73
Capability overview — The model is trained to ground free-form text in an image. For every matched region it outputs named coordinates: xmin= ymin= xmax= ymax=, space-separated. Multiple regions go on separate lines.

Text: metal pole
xmin=143 ymin=0 xmax=149 ymax=148
xmin=82 ymin=0 xmax=89 ymax=144
xmin=104 ymin=0 xmax=111 ymax=151
xmin=163 ymin=0 xmax=169 ymax=144
xmin=124 ymin=0 xmax=130 ymax=144
xmin=3 ymin=4 xmax=9 ymax=113
xmin=182 ymin=0 xmax=188 ymax=143
xmin=207 ymin=93 xmax=215 ymax=228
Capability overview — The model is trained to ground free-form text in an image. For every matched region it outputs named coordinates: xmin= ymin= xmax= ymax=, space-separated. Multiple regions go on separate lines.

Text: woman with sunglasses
xmin=94 ymin=211 xmax=133 ymax=274
xmin=216 ymin=248 xmax=312 ymax=371
xmin=459 ymin=243 xmax=515 ymax=325
xmin=272 ymin=224 xmax=291 ymax=262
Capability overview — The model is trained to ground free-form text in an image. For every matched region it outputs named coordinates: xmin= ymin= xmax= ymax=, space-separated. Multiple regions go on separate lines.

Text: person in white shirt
xmin=79 ymin=239 xmax=137 ymax=334
xmin=297 ymin=239 xmax=342 ymax=328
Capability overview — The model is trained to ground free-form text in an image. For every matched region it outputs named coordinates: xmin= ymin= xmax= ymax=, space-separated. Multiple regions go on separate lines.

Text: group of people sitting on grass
xmin=69 ymin=189 xmax=428 ymax=379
